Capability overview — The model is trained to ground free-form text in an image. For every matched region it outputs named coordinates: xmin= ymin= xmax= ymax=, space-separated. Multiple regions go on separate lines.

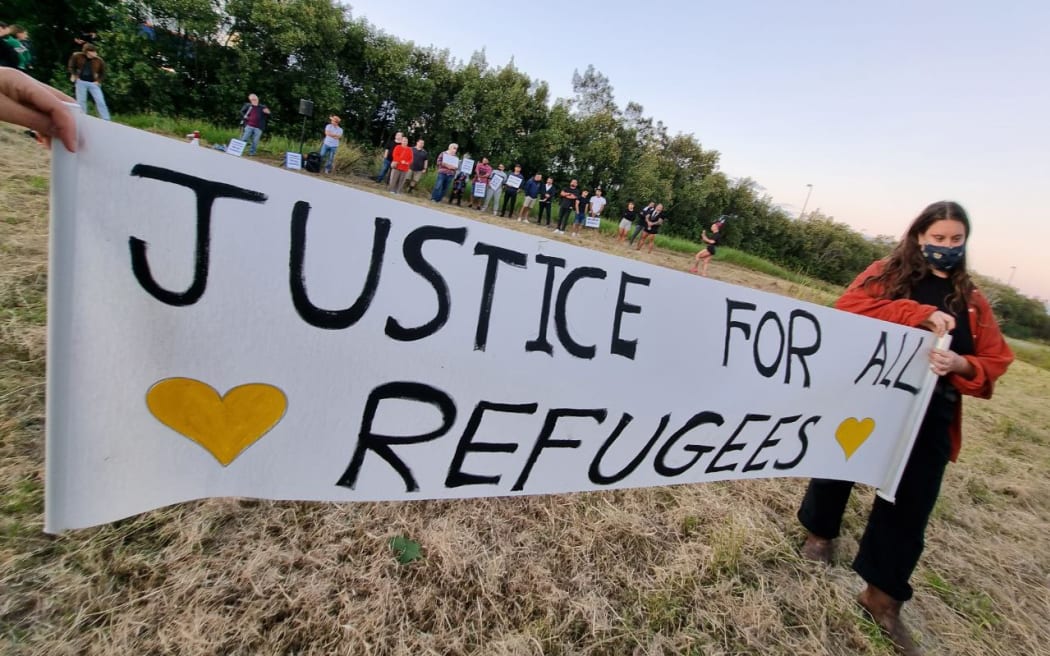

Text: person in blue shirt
xmin=518 ymin=173 xmax=543 ymax=222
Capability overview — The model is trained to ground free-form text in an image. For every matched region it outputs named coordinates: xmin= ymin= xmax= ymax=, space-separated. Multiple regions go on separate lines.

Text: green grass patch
xmin=922 ymin=570 xmax=1001 ymax=631
xmin=1005 ymin=337 xmax=1050 ymax=372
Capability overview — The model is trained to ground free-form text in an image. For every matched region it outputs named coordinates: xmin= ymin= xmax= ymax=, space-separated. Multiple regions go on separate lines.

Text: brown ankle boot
xmin=800 ymin=532 xmax=832 ymax=565
xmin=857 ymin=585 xmax=924 ymax=656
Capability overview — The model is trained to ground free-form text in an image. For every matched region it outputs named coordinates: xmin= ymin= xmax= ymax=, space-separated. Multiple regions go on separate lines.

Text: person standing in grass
xmin=388 ymin=135 xmax=413 ymax=193
xmin=499 ymin=164 xmax=524 ymax=218
xmin=690 ymin=220 xmax=722 ymax=276
xmin=238 ymin=93 xmax=270 ymax=155
xmin=471 ymin=157 xmax=492 ymax=209
xmin=629 ymin=201 xmax=656 ymax=246
xmin=449 ymin=171 xmax=469 ymax=205
xmin=430 ymin=143 xmax=459 ymax=202
xmin=319 ymin=115 xmax=342 ymax=174
xmin=537 ymin=176 xmax=556 ymax=226
xmin=570 ymin=188 xmax=590 ymax=237
xmin=555 ymin=179 xmax=580 ymax=234
xmin=588 ymin=187 xmax=607 ymax=227
xmin=518 ymin=172 xmax=543 ymax=222
xmin=634 ymin=203 xmax=664 ymax=252
xmin=375 ymin=130 xmax=403 ymax=183
xmin=797 ymin=201 xmax=1013 ymax=656
xmin=406 ymin=139 xmax=429 ymax=193
xmin=482 ymin=163 xmax=506 ymax=214
xmin=617 ymin=200 xmax=637 ymax=242
xmin=67 ymin=43 xmax=110 ymax=121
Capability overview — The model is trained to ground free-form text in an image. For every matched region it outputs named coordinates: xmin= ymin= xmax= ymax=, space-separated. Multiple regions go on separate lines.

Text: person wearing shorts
xmin=629 ymin=201 xmax=656 ymax=245
xmin=406 ymin=140 xmax=428 ymax=193
xmin=690 ymin=221 xmax=722 ymax=276
xmin=518 ymin=173 xmax=543 ymax=222
xmin=635 ymin=203 xmax=664 ymax=253
xmin=618 ymin=200 xmax=637 ymax=242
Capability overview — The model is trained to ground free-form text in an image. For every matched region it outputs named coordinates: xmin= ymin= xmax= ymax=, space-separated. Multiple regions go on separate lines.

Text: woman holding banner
xmin=797 ymin=201 xmax=1013 ymax=656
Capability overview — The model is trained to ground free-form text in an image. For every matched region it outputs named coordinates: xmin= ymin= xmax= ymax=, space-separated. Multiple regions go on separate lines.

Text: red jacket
xmin=392 ymin=144 xmax=413 ymax=172
xmin=835 ymin=260 xmax=1014 ymax=461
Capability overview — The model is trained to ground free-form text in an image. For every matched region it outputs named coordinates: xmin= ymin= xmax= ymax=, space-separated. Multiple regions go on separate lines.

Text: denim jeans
xmin=431 ymin=172 xmax=454 ymax=201
xmin=75 ymin=80 xmax=110 ymax=120
xmin=320 ymin=144 xmax=338 ymax=172
xmin=375 ymin=159 xmax=393 ymax=183
xmin=240 ymin=126 xmax=263 ymax=155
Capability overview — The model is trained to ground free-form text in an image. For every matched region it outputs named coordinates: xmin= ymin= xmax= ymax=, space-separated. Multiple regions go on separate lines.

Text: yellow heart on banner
xmin=835 ymin=417 xmax=875 ymax=460
xmin=146 ymin=378 xmax=287 ymax=466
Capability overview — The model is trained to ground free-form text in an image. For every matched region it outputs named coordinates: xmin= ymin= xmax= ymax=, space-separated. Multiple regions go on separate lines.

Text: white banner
xmin=284 ymin=152 xmax=302 ymax=170
xmin=45 ymin=118 xmax=941 ymax=531
xmin=472 ymin=181 xmax=487 ymax=198
xmin=585 ymin=216 xmax=602 ymax=229
xmin=459 ymin=157 xmax=475 ymax=176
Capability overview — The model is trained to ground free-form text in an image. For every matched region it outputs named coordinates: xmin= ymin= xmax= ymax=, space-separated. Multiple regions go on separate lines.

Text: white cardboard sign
xmin=285 ymin=152 xmax=302 ymax=170
xmin=44 ymin=117 xmax=941 ymax=531
xmin=226 ymin=138 xmax=246 ymax=157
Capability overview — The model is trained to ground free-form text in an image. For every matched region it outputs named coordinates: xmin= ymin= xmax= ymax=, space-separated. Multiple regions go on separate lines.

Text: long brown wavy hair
xmin=862 ymin=201 xmax=975 ymax=312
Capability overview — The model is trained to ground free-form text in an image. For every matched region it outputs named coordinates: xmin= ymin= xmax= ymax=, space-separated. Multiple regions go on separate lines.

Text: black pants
xmin=537 ymin=201 xmax=552 ymax=225
xmin=499 ymin=192 xmax=518 ymax=217
xmin=557 ymin=205 xmax=573 ymax=231
xmin=797 ymin=392 xmax=955 ymax=601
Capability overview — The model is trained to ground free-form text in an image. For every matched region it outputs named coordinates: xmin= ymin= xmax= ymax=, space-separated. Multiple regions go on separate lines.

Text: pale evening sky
xmin=346 ymin=0 xmax=1049 ymax=301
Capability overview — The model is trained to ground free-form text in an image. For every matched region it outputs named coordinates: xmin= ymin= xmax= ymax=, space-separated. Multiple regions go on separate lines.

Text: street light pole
xmin=799 ymin=183 xmax=813 ymax=220
xmin=1008 ymin=266 xmax=1017 ymax=286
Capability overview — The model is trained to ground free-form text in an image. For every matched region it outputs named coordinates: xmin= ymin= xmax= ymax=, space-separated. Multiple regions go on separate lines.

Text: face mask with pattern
xmin=922 ymin=243 xmax=965 ymax=271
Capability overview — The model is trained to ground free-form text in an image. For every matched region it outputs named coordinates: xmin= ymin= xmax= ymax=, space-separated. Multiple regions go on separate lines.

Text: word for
xmin=722 ymin=299 xmax=822 ymax=387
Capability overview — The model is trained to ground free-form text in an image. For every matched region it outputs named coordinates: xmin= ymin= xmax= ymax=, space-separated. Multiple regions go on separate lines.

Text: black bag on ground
xmin=304 ymin=151 xmax=321 ymax=173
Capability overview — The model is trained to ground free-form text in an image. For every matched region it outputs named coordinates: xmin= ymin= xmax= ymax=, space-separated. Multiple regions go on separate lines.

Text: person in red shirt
xmin=471 ymin=157 xmax=493 ymax=210
xmin=797 ymin=201 xmax=1013 ymax=656
xmin=388 ymin=136 xmax=414 ymax=194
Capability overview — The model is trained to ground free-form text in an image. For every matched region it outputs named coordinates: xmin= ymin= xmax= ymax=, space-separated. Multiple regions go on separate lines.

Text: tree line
xmin=9 ymin=0 xmax=1048 ymax=340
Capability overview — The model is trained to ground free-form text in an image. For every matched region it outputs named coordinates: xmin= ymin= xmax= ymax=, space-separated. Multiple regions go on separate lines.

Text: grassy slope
xmin=2 ymin=123 xmax=1049 ymax=656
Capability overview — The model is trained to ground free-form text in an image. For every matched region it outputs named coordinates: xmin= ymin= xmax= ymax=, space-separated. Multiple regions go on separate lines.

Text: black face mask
xmin=922 ymin=243 xmax=965 ymax=271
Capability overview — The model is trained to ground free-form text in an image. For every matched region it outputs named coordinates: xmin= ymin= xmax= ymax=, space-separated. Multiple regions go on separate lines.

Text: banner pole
xmin=876 ymin=333 xmax=952 ymax=503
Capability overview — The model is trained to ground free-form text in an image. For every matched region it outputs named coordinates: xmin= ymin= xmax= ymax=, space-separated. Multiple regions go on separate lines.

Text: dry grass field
xmin=2 ymin=123 xmax=1049 ymax=655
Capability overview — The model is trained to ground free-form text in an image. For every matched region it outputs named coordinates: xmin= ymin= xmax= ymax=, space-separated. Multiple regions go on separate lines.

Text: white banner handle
xmin=44 ymin=103 xmax=83 ymax=533
xmin=876 ymin=332 xmax=953 ymax=502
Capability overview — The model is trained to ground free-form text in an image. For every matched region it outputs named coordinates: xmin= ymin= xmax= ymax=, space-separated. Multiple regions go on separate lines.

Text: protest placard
xmin=225 ymin=139 xmax=246 ymax=157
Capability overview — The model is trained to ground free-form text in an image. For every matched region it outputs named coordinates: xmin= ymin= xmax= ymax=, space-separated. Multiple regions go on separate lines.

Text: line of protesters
xmin=372 ymin=138 xmax=660 ymax=241
xmin=229 ymin=114 xmax=703 ymax=257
